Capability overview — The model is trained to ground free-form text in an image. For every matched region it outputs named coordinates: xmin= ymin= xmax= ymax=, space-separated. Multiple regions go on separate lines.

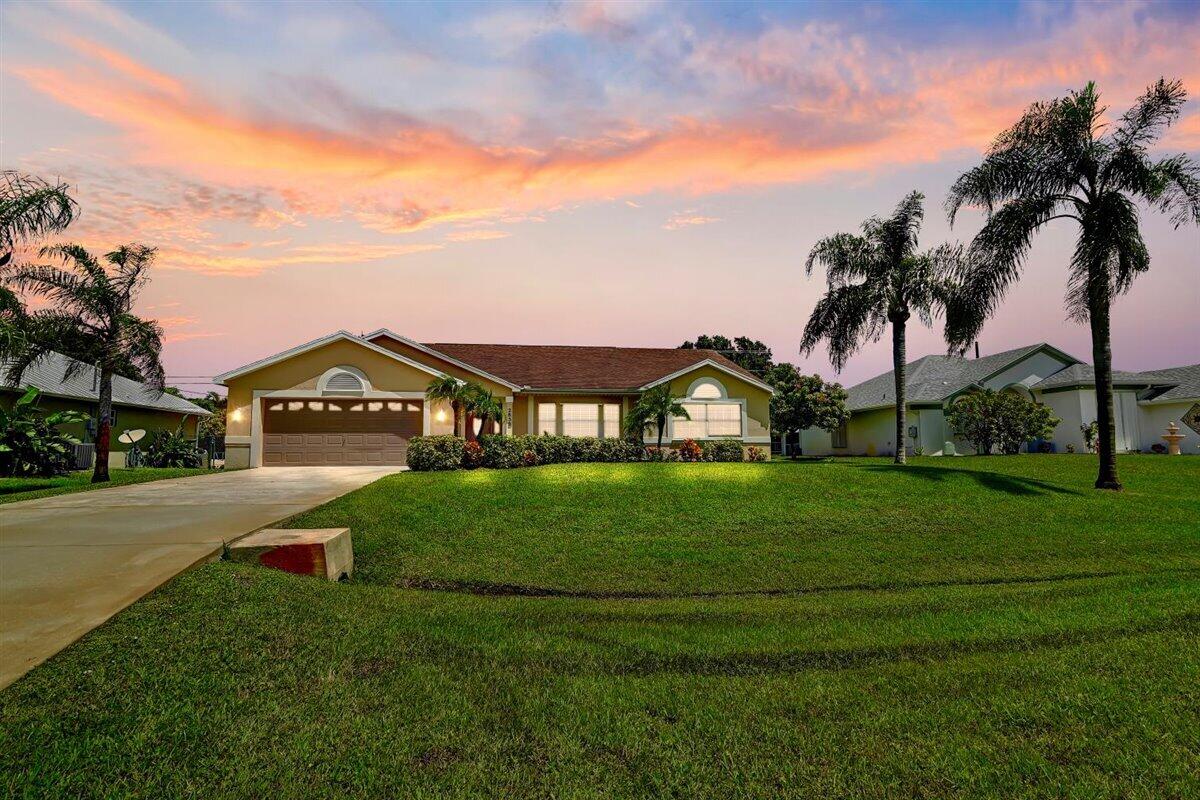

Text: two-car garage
xmin=262 ymin=398 xmax=422 ymax=466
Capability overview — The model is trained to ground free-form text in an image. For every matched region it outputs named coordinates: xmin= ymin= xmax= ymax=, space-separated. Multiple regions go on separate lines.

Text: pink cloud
xmin=663 ymin=212 xmax=721 ymax=230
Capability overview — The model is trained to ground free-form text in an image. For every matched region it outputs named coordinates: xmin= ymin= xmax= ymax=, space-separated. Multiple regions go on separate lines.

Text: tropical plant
xmin=801 ymin=191 xmax=960 ymax=465
xmin=425 ymin=375 xmax=468 ymax=437
xmin=945 ymin=389 xmax=1060 ymax=455
xmin=189 ymin=390 xmax=226 ymax=443
xmin=624 ymin=384 xmax=689 ymax=451
xmin=463 ymin=384 xmax=503 ymax=439
xmin=766 ymin=363 xmax=849 ymax=441
xmin=143 ymin=422 xmax=203 ymax=468
xmin=0 ymin=172 xmax=77 ymax=362
xmin=945 ymin=78 xmax=1200 ymax=489
xmin=0 ymin=387 xmax=88 ymax=477
xmin=679 ymin=334 xmax=774 ymax=378
xmin=3 ymin=243 xmax=166 ymax=483
xmin=1080 ymin=421 xmax=1099 ymax=454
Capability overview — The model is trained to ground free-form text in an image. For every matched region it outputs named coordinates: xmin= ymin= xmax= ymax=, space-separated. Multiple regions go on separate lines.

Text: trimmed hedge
xmin=407 ymin=435 xmax=465 ymax=471
xmin=408 ymin=434 xmax=759 ymax=471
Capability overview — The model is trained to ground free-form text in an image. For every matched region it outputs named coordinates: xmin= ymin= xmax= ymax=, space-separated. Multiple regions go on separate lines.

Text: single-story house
xmin=800 ymin=342 xmax=1200 ymax=456
xmin=215 ymin=329 xmax=774 ymax=468
xmin=2 ymin=350 xmax=211 ymax=467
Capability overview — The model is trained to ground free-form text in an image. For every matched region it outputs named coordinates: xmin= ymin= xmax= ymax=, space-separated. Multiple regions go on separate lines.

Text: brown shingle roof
xmin=422 ymin=343 xmax=766 ymax=391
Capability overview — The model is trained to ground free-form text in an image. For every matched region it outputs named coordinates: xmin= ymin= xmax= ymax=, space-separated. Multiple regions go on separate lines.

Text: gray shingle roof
xmin=2 ymin=351 xmax=211 ymax=416
xmin=1135 ymin=364 xmax=1200 ymax=402
xmin=1032 ymin=363 xmax=1166 ymax=390
xmin=844 ymin=343 xmax=1061 ymax=411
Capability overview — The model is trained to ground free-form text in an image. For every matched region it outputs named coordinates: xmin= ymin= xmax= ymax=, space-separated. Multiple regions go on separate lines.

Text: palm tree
xmin=945 ymin=78 xmax=1200 ymax=490
xmin=4 ymin=244 xmax=165 ymax=483
xmin=624 ymin=384 xmax=689 ymax=452
xmin=801 ymin=191 xmax=958 ymax=464
xmin=464 ymin=384 xmax=504 ymax=438
xmin=0 ymin=171 xmax=77 ymax=361
xmin=425 ymin=375 xmax=468 ymax=437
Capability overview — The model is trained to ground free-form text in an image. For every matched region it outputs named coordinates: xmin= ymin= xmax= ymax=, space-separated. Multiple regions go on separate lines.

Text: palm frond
xmin=1112 ymin=78 xmax=1187 ymax=149
xmin=804 ymin=232 xmax=873 ymax=283
xmin=800 ymin=282 xmax=887 ymax=372
xmin=0 ymin=172 xmax=77 ymax=252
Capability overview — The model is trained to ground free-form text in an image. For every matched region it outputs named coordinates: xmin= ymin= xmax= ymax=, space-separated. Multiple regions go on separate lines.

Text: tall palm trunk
xmin=1089 ymin=299 xmax=1122 ymax=490
xmin=93 ymin=369 xmax=113 ymax=483
xmin=656 ymin=415 xmax=665 ymax=451
xmin=891 ymin=314 xmax=908 ymax=465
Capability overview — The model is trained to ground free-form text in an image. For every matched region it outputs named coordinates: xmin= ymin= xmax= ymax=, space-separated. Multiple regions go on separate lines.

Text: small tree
xmin=624 ymin=385 xmax=689 ymax=452
xmin=464 ymin=384 xmax=503 ymax=438
xmin=5 ymin=244 xmax=165 ymax=483
xmin=945 ymin=390 xmax=1059 ymax=455
xmin=766 ymin=363 xmax=849 ymax=447
xmin=425 ymin=375 xmax=467 ymax=437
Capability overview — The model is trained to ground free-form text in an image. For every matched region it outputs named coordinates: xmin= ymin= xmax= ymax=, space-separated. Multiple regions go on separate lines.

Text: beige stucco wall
xmin=665 ymin=365 xmax=771 ymax=442
xmin=224 ymin=339 xmax=445 ymax=439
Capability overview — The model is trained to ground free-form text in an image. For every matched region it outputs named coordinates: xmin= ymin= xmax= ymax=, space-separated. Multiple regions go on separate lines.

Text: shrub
xmin=478 ymin=435 xmax=524 ymax=469
xmin=407 ymin=435 xmax=465 ymax=471
xmin=946 ymin=390 xmax=1060 ymax=455
xmin=144 ymin=426 xmax=203 ymax=468
xmin=522 ymin=449 xmax=539 ymax=467
xmin=701 ymin=439 xmax=745 ymax=462
xmin=747 ymin=446 xmax=767 ymax=462
xmin=0 ymin=388 xmax=86 ymax=477
xmin=1080 ymin=421 xmax=1099 ymax=453
xmin=461 ymin=440 xmax=484 ymax=469
xmin=143 ymin=425 xmax=204 ymax=468
xmin=1065 ymin=443 xmax=1077 ymax=454
xmin=1150 ymin=443 xmax=1167 ymax=454
xmin=677 ymin=438 xmax=702 ymax=462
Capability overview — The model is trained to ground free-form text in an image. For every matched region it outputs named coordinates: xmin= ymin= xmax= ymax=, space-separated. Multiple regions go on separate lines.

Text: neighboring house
xmin=801 ymin=343 xmax=1200 ymax=456
xmin=215 ymin=329 xmax=774 ymax=468
xmin=1 ymin=351 xmax=211 ymax=467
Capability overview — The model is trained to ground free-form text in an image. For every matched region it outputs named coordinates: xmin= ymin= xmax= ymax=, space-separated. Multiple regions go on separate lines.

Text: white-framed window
xmin=671 ymin=377 xmax=743 ymax=438
xmin=538 ymin=403 xmax=557 ymax=436
xmin=674 ymin=402 xmax=742 ymax=438
xmin=562 ymin=403 xmax=599 ymax=437
xmin=603 ymin=404 xmax=620 ymax=439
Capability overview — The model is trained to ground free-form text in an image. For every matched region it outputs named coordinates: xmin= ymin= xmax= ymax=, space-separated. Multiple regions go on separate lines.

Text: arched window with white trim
xmin=673 ymin=377 xmax=744 ymax=439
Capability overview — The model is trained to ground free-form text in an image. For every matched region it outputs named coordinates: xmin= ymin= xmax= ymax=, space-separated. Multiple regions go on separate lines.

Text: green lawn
xmin=0 ymin=467 xmax=214 ymax=505
xmin=2 ymin=456 xmax=1197 ymax=798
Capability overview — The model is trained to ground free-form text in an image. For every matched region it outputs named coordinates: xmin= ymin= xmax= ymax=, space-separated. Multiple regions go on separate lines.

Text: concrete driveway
xmin=0 ymin=466 xmax=401 ymax=689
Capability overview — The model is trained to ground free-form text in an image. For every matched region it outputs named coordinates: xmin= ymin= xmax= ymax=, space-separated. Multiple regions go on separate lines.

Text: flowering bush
xmin=522 ymin=449 xmax=539 ymax=467
xmin=747 ymin=446 xmax=767 ymax=462
xmin=461 ymin=440 xmax=485 ymax=469
xmin=677 ymin=438 xmax=702 ymax=462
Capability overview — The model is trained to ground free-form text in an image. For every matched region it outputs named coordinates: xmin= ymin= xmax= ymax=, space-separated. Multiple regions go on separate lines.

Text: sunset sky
xmin=3 ymin=0 xmax=1198 ymax=396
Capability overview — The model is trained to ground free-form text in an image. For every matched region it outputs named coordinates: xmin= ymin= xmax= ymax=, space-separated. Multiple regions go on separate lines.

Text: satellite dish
xmin=118 ymin=429 xmax=146 ymax=445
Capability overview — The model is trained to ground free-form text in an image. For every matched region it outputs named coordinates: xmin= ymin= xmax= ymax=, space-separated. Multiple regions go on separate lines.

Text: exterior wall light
xmin=435 ymin=409 xmax=447 ymax=423
xmin=231 ymin=408 xmax=243 ymax=422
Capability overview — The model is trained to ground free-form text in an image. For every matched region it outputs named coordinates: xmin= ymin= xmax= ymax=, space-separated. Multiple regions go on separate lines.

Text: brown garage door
xmin=263 ymin=399 xmax=422 ymax=466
